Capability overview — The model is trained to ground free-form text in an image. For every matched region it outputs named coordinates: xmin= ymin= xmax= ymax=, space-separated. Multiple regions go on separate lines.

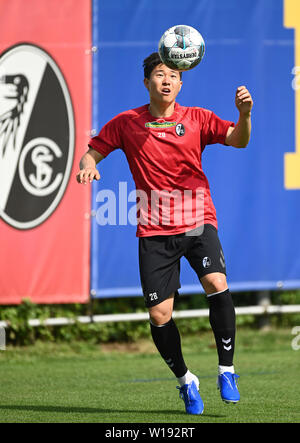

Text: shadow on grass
xmin=0 ymin=404 xmax=224 ymax=419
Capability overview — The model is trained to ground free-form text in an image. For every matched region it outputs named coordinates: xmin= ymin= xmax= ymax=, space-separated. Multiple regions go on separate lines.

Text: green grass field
xmin=0 ymin=328 xmax=299 ymax=423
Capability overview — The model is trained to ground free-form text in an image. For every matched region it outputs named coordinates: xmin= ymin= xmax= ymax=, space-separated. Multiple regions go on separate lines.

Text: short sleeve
xmin=201 ymin=110 xmax=235 ymax=149
xmin=88 ymin=114 xmax=124 ymax=157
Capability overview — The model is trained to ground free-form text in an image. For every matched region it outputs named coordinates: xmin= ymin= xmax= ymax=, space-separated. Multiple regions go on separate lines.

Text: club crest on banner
xmin=0 ymin=44 xmax=74 ymax=229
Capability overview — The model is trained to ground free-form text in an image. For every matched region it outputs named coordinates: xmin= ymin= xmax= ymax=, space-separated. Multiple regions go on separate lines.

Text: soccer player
xmin=76 ymin=52 xmax=253 ymax=415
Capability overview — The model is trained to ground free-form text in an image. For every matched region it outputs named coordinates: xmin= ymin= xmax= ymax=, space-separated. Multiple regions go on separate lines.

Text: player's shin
xmin=150 ymin=317 xmax=188 ymax=378
xmin=207 ymin=289 xmax=236 ymax=372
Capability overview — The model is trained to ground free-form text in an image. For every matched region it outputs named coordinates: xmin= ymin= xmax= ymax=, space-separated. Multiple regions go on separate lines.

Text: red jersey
xmin=89 ymin=102 xmax=234 ymax=237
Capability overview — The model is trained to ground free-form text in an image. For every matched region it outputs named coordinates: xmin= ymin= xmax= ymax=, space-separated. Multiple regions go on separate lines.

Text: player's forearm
xmin=76 ymin=149 xmax=103 ymax=184
xmin=228 ymin=112 xmax=251 ymax=148
xmin=79 ymin=148 xmax=104 ymax=168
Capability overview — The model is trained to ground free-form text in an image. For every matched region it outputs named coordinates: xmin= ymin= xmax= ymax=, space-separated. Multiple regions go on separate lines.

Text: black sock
xmin=150 ymin=318 xmax=188 ymax=378
xmin=207 ymin=289 xmax=236 ymax=366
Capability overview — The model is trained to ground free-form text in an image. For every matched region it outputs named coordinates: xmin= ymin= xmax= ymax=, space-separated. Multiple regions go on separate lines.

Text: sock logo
xmin=165 ymin=358 xmax=174 ymax=368
xmin=0 ymin=43 xmax=74 ymax=230
xmin=222 ymin=337 xmax=232 ymax=351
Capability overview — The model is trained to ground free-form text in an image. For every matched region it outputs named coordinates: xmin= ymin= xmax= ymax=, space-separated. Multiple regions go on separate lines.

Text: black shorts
xmin=139 ymin=224 xmax=226 ymax=308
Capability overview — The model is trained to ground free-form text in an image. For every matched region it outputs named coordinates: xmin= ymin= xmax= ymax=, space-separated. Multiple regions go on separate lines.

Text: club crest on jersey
xmin=175 ymin=123 xmax=185 ymax=136
xmin=0 ymin=44 xmax=74 ymax=230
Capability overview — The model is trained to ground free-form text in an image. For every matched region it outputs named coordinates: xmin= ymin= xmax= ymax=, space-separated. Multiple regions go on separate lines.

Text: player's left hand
xmin=235 ymin=86 xmax=253 ymax=116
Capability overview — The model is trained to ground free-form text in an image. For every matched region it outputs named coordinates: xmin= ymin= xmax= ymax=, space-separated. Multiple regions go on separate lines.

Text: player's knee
xmin=201 ymin=272 xmax=227 ymax=295
xmin=148 ymin=297 xmax=174 ymax=326
xmin=149 ymin=309 xmax=172 ymax=326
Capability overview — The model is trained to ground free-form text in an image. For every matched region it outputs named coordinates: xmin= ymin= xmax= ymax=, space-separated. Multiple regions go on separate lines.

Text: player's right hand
xmin=76 ymin=168 xmax=100 ymax=184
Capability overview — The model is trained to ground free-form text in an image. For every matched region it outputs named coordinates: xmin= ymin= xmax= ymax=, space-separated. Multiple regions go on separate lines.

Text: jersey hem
xmin=136 ymin=220 xmax=218 ymax=237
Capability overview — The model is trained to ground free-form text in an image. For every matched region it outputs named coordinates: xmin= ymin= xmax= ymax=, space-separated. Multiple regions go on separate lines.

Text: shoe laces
xmin=176 ymin=384 xmax=192 ymax=404
xmin=222 ymin=373 xmax=239 ymax=390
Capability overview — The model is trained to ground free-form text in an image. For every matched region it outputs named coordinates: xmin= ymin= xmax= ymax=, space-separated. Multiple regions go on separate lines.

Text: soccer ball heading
xmin=158 ymin=25 xmax=205 ymax=71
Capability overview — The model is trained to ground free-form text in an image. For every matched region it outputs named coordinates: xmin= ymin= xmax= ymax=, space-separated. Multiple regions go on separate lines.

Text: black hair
xmin=143 ymin=52 xmax=182 ymax=80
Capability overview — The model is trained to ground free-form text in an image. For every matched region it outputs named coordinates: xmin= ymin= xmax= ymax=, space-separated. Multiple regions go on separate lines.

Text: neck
xmin=148 ymin=100 xmax=176 ymax=118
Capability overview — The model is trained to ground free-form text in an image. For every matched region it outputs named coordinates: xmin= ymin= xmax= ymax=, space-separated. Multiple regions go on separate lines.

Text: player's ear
xmin=144 ymin=78 xmax=149 ymax=90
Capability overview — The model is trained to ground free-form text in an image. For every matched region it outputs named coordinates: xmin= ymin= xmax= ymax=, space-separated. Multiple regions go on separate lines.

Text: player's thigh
xmin=139 ymin=236 xmax=182 ymax=309
xmin=185 ymin=224 xmax=227 ymax=293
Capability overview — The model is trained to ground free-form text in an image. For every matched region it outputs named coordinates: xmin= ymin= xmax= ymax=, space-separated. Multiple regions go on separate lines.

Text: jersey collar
xmin=145 ymin=102 xmax=180 ymax=122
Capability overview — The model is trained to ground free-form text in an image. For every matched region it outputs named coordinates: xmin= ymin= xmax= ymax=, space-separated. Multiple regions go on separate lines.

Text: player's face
xmin=144 ymin=64 xmax=182 ymax=105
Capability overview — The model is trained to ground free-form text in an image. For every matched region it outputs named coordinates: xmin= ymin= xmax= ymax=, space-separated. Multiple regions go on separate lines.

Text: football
xmin=158 ymin=25 xmax=205 ymax=71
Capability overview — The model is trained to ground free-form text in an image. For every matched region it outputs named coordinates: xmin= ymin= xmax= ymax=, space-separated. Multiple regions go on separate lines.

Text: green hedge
xmin=0 ymin=291 xmax=300 ymax=346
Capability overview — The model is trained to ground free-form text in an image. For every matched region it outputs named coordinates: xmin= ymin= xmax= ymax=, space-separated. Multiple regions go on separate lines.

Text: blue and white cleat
xmin=177 ymin=380 xmax=204 ymax=415
xmin=218 ymin=372 xmax=240 ymax=404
